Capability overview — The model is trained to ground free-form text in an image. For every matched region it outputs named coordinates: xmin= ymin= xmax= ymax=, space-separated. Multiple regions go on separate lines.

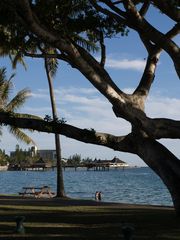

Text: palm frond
xmin=15 ymin=112 xmax=43 ymax=120
xmin=0 ymin=46 xmax=12 ymax=57
xmin=46 ymin=57 xmax=58 ymax=78
xmin=8 ymin=72 xmax=16 ymax=82
xmin=0 ymin=67 xmax=36 ymax=146
xmin=45 ymin=48 xmax=59 ymax=77
xmin=73 ymin=34 xmax=99 ymax=52
xmin=0 ymin=69 xmax=15 ymax=104
xmin=0 ymin=80 xmax=13 ymax=105
xmin=8 ymin=125 xmax=36 ymax=145
xmin=10 ymin=52 xmax=27 ymax=70
xmin=0 ymin=67 xmax=7 ymax=85
xmin=5 ymin=88 xmax=31 ymax=112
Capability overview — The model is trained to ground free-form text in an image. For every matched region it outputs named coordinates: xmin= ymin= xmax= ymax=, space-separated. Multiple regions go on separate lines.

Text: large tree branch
xmin=99 ymin=31 xmax=106 ymax=67
xmin=15 ymin=0 xmax=69 ymax=51
xmin=112 ymin=104 xmax=180 ymax=139
xmin=122 ymin=0 xmax=180 ymax=78
xmin=1 ymin=111 xmax=180 ymax=146
xmin=15 ymin=0 xmax=130 ymax=109
xmin=0 ymin=111 xmax=134 ymax=153
xmin=148 ymin=118 xmax=180 ymax=139
xmin=133 ymin=51 xmax=160 ymax=97
xmin=100 ymin=0 xmax=127 ymax=18
xmin=151 ymin=0 xmax=180 ymax=22
xmin=95 ymin=0 xmax=179 ymax=78
xmin=134 ymin=23 xmax=179 ymax=97
xmin=24 ymin=52 xmax=67 ymax=61
xmin=90 ymin=0 xmax=126 ymax=23
xmin=139 ymin=1 xmax=150 ymax=17
xmin=24 ymin=51 xmax=76 ymax=68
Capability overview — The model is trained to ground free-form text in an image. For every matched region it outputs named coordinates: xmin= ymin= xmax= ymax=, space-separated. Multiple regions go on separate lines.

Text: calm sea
xmin=0 ymin=167 xmax=172 ymax=206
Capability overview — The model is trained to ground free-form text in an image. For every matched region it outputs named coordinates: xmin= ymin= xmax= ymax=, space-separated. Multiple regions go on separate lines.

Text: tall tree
xmin=0 ymin=1 xmax=180 ymax=214
xmin=44 ymin=55 xmax=65 ymax=198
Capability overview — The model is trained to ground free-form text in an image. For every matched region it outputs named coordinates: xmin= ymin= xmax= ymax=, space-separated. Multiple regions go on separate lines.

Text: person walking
xmin=95 ymin=191 xmax=102 ymax=201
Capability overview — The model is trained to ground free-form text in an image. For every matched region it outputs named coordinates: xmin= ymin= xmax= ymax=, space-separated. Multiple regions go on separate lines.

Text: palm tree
xmin=44 ymin=56 xmax=65 ymax=198
xmin=0 ymin=67 xmax=35 ymax=145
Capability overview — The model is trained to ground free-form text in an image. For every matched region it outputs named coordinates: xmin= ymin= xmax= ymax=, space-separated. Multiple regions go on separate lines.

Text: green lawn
xmin=0 ymin=196 xmax=179 ymax=239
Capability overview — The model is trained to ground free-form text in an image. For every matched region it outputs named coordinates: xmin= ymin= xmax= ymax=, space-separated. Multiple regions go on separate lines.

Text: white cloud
xmin=105 ymin=58 xmax=146 ymax=71
xmin=146 ymin=95 xmax=180 ymax=120
xmin=62 ymin=94 xmax=107 ymax=107
xmin=30 ymin=92 xmax=49 ymax=100
xmin=55 ymin=87 xmax=98 ymax=95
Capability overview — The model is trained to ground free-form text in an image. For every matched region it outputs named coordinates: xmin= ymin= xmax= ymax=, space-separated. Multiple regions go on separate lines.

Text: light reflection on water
xmin=0 ymin=167 xmax=172 ymax=206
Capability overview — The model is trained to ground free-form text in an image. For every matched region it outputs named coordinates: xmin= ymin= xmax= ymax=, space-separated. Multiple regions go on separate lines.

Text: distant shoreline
xmin=0 ymin=165 xmax=147 ymax=171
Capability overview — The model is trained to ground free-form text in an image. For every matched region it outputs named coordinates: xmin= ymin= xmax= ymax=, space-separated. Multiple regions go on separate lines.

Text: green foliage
xmin=44 ymin=115 xmax=67 ymax=124
xmin=0 ymin=67 xmax=35 ymax=145
xmin=82 ymin=156 xmax=93 ymax=163
xmin=67 ymin=154 xmax=82 ymax=165
xmin=44 ymin=115 xmax=53 ymax=122
xmin=0 ymin=0 xmax=128 ymax=61
xmin=9 ymin=145 xmax=39 ymax=166
xmin=0 ymin=149 xmax=9 ymax=165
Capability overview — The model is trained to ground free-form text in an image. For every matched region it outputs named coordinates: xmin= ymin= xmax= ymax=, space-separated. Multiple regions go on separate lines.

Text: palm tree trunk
xmin=44 ymin=58 xmax=65 ymax=197
xmin=55 ymin=133 xmax=65 ymax=197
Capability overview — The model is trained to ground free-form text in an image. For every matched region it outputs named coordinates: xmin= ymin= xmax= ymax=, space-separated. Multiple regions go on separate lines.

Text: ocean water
xmin=0 ymin=167 xmax=172 ymax=206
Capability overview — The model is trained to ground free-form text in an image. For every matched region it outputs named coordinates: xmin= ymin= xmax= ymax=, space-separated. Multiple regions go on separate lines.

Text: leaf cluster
xmin=0 ymin=0 xmax=128 ymax=57
xmin=44 ymin=115 xmax=67 ymax=124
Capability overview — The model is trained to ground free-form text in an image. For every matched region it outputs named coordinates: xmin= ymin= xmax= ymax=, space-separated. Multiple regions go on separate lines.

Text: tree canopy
xmin=0 ymin=0 xmax=180 ymax=214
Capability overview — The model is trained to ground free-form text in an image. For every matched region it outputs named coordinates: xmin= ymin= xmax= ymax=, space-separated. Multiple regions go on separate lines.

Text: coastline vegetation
xmin=0 ymin=149 xmax=9 ymax=166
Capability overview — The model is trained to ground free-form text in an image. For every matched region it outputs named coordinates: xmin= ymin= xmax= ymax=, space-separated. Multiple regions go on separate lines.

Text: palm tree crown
xmin=0 ymin=67 xmax=35 ymax=145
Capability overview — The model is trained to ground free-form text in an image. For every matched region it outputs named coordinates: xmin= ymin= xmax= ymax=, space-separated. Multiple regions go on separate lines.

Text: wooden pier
xmin=63 ymin=163 xmax=109 ymax=171
xmin=8 ymin=162 xmax=127 ymax=172
xmin=85 ymin=163 xmax=109 ymax=171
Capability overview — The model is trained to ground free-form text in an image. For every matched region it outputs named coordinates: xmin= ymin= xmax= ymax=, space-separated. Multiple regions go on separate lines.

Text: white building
xmin=108 ymin=157 xmax=129 ymax=168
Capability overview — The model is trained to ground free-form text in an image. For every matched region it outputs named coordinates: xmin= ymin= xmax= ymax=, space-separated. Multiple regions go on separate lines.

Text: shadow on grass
xmin=0 ymin=196 xmax=179 ymax=239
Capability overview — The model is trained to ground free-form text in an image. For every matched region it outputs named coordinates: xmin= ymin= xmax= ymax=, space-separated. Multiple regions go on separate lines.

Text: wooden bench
xmin=19 ymin=186 xmax=55 ymax=198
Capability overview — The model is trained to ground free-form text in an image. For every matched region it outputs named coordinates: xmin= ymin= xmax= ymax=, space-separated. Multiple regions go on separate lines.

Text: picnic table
xmin=19 ymin=186 xmax=55 ymax=198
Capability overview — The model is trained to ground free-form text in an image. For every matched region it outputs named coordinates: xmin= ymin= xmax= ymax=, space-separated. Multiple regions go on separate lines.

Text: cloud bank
xmin=105 ymin=58 xmax=146 ymax=71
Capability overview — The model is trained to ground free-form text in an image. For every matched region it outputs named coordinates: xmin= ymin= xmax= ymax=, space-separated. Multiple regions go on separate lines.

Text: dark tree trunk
xmin=135 ymin=135 xmax=180 ymax=215
xmin=45 ymin=58 xmax=66 ymax=198
xmin=55 ymin=133 xmax=65 ymax=197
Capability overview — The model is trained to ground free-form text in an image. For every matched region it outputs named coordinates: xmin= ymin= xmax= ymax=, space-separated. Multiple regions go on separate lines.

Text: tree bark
xmin=44 ymin=58 xmax=65 ymax=198
xmin=54 ymin=133 xmax=65 ymax=197
xmin=135 ymin=135 xmax=180 ymax=215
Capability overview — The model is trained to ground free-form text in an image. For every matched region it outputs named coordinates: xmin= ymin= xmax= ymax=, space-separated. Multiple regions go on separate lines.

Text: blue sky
xmin=0 ymin=5 xmax=180 ymax=166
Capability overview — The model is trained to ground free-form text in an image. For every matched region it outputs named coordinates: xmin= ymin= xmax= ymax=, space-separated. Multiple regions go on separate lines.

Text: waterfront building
xmin=10 ymin=146 xmax=56 ymax=162
xmin=108 ymin=157 xmax=129 ymax=168
xmin=94 ymin=157 xmax=129 ymax=168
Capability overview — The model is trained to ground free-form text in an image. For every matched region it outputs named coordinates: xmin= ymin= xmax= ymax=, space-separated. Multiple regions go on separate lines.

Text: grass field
xmin=0 ymin=196 xmax=179 ymax=239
